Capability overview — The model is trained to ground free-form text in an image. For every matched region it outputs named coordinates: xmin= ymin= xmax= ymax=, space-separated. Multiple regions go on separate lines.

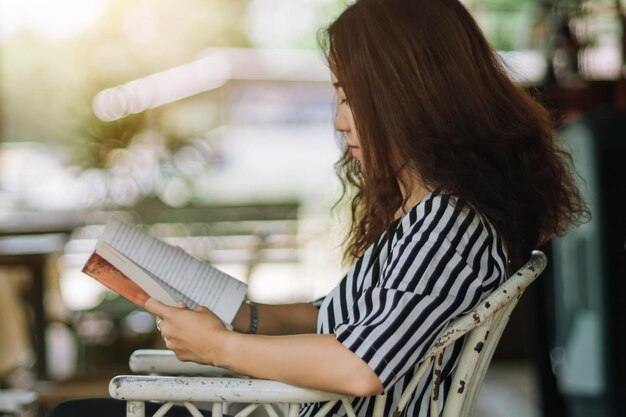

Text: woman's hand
xmin=144 ymin=298 xmax=229 ymax=365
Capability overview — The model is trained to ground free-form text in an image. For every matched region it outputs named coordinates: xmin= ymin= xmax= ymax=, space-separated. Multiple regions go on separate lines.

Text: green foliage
xmin=68 ymin=102 xmax=146 ymax=169
xmin=465 ymin=0 xmax=546 ymax=51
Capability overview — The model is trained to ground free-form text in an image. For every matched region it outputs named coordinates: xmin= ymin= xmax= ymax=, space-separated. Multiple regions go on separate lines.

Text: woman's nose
xmin=334 ymin=109 xmax=350 ymax=133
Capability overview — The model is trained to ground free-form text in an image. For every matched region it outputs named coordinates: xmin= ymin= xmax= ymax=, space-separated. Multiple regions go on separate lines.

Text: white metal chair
xmin=109 ymin=251 xmax=547 ymax=417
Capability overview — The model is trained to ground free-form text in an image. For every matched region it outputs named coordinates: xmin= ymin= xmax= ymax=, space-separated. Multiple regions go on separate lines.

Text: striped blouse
xmin=300 ymin=191 xmax=509 ymax=417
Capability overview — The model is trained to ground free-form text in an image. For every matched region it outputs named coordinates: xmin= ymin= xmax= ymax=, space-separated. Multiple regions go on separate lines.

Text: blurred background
xmin=0 ymin=0 xmax=624 ymax=416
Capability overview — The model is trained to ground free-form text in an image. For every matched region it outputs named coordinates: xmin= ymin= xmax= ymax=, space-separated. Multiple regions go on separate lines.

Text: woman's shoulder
xmin=399 ymin=191 xmax=487 ymax=241
xmin=393 ymin=191 xmax=509 ymax=283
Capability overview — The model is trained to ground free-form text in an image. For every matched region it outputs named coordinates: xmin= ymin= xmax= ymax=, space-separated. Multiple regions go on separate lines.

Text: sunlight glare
xmin=92 ymin=53 xmax=231 ymax=121
xmin=0 ymin=0 xmax=106 ymax=41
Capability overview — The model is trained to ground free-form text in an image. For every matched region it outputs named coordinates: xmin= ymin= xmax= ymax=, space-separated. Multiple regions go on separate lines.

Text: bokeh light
xmin=0 ymin=0 xmax=105 ymax=41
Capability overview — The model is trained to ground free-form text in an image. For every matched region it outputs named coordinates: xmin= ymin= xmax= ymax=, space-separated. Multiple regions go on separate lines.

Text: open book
xmin=82 ymin=220 xmax=247 ymax=325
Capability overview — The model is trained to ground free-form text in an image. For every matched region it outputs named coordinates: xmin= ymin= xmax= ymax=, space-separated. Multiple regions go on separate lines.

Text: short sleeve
xmin=311 ymin=296 xmax=325 ymax=310
xmin=333 ymin=239 xmax=484 ymax=390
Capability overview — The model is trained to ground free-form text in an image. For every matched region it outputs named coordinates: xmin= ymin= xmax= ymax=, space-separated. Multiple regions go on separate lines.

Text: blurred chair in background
xmin=0 ymin=267 xmax=38 ymax=417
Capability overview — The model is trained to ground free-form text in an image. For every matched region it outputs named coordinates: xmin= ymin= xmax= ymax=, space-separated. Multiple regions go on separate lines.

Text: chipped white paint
xmin=110 ymin=376 xmax=344 ymax=403
xmin=126 ymin=400 xmax=145 ymax=417
xmin=112 ymin=251 xmax=546 ymax=417
xmin=430 ymin=352 xmax=443 ymax=417
xmin=404 ymin=251 xmax=546 ymax=417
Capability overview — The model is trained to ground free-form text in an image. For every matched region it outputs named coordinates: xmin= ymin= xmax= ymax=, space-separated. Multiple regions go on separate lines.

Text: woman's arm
xmin=220 ymin=333 xmax=383 ymax=397
xmin=231 ymin=302 xmax=318 ymax=335
xmin=145 ymin=299 xmax=383 ymax=397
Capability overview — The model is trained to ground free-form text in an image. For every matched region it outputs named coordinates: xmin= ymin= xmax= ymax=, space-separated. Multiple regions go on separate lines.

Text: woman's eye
xmin=339 ymin=98 xmax=349 ymax=105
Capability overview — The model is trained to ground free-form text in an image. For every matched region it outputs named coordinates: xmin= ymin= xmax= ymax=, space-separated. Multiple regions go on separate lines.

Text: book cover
xmin=82 ymin=252 xmax=150 ymax=307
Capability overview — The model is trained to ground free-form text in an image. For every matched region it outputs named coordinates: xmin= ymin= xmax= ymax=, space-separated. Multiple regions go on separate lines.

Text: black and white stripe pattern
xmin=301 ymin=191 xmax=508 ymax=417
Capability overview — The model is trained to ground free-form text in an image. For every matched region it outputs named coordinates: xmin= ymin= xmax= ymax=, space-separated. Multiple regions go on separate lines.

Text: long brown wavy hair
xmin=322 ymin=0 xmax=590 ymax=268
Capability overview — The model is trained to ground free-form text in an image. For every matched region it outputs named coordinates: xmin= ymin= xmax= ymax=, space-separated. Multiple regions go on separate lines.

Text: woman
xmin=49 ymin=0 xmax=588 ymax=416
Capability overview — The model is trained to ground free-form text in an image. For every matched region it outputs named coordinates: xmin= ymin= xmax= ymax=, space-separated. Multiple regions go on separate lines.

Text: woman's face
xmin=332 ymin=74 xmax=363 ymax=162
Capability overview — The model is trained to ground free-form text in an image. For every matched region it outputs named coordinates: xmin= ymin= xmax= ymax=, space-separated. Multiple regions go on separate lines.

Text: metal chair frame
xmin=109 ymin=251 xmax=547 ymax=417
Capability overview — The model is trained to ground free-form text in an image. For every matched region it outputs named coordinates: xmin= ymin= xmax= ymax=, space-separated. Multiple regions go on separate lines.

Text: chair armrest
xmin=109 ymin=375 xmax=346 ymax=404
xmin=129 ymin=349 xmax=239 ymax=377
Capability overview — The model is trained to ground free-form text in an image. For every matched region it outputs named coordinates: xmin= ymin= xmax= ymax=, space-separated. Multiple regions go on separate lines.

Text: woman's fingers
xmin=145 ymin=298 xmax=174 ymax=317
xmin=146 ymin=299 xmax=225 ymax=364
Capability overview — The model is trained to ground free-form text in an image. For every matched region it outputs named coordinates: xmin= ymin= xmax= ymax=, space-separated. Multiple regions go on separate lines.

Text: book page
xmin=99 ymin=220 xmax=247 ymax=323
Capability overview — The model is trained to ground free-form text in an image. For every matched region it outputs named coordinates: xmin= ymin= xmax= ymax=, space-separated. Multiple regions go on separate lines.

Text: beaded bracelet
xmin=246 ymin=300 xmax=259 ymax=334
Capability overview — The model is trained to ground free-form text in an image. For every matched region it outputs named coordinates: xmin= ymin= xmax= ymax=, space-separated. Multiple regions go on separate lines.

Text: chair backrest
xmin=383 ymin=250 xmax=547 ymax=417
